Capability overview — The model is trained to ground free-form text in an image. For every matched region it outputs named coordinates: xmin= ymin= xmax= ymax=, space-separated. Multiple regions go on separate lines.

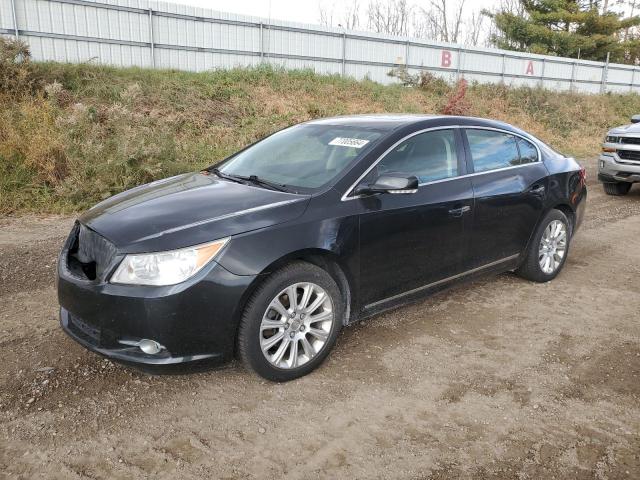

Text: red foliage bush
xmin=441 ymin=78 xmax=470 ymax=116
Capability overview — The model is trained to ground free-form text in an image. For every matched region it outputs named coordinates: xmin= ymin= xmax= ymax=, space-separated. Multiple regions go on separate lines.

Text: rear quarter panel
xmin=542 ymin=151 xmax=587 ymax=232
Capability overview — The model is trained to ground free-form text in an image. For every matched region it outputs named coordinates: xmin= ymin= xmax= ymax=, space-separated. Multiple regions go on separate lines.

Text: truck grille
xmin=619 ymin=137 xmax=640 ymax=146
xmin=66 ymin=223 xmax=118 ymax=281
xmin=617 ymin=150 xmax=640 ymax=162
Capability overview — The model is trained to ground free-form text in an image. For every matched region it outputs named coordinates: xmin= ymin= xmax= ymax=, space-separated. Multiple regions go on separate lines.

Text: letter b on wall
xmin=441 ymin=50 xmax=452 ymax=68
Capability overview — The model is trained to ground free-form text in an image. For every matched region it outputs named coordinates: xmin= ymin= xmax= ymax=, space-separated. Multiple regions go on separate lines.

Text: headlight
xmin=605 ymin=135 xmax=619 ymax=143
xmin=110 ymin=238 xmax=229 ymax=286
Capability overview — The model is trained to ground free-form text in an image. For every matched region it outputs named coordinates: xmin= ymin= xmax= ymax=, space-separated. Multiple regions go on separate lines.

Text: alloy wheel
xmin=538 ymin=220 xmax=567 ymax=275
xmin=259 ymin=282 xmax=335 ymax=369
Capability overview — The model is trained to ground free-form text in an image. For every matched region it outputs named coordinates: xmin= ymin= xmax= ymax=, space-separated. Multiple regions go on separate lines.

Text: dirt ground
xmin=1 ymin=157 xmax=639 ymax=479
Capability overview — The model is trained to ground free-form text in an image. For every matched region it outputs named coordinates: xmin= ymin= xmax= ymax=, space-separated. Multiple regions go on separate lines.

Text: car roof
xmin=306 ymin=114 xmax=522 ymax=134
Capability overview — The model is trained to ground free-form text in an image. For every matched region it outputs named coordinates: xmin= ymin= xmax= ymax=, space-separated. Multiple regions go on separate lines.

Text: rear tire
xmin=237 ymin=261 xmax=344 ymax=382
xmin=517 ymin=209 xmax=570 ymax=283
xmin=603 ymin=182 xmax=631 ymax=196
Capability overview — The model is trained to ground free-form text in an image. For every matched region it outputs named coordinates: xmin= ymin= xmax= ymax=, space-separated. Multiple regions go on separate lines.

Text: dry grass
xmin=1 ymin=38 xmax=639 ymax=213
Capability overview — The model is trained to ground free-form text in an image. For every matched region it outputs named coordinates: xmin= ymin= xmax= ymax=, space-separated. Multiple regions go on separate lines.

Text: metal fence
xmin=2 ymin=0 xmax=640 ymax=94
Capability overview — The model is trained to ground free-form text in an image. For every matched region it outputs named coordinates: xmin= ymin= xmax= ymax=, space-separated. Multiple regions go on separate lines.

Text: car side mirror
xmin=631 ymin=115 xmax=640 ymax=124
xmin=354 ymin=174 xmax=419 ymax=196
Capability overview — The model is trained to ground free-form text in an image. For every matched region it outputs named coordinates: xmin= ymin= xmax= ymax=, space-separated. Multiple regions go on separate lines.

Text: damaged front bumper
xmin=57 ymin=223 xmax=257 ymax=368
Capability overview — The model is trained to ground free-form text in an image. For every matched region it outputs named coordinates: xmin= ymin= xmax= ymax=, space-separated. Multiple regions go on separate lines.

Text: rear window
xmin=516 ymin=138 xmax=539 ymax=164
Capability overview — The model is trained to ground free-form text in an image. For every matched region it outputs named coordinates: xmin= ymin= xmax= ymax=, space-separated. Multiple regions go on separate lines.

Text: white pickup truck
xmin=599 ymin=115 xmax=640 ymax=195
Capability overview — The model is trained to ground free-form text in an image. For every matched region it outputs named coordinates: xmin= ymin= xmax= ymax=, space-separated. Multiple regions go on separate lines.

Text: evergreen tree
xmin=486 ymin=0 xmax=640 ymax=63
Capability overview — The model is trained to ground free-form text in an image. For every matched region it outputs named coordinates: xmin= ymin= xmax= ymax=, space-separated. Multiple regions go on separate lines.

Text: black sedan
xmin=58 ymin=115 xmax=587 ymax=381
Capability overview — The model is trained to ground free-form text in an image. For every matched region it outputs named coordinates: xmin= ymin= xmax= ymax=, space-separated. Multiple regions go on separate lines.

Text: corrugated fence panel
xmin=345 ymin=62 xmax=392 ymax=84
xmin=268 ymin=28 xmax=342 ymax=60
xmin=409 ymin=44 xmax=451 ymax=70
xmin=1 ymin=0 xmax=14 ymax=29
xmin=543 ymin=61 xmax=573 ymax=81
xmin=541 ymin=78 xmax=572 ymax=91
xmin=2 ymin=0 xmax=640 ymax=94
xmin=347 ymin=36 xmax=405 ymax=65
xmin=464 ymin=51 xmax=502 ymax=75
xmin=504 ymin=56 xmax=541 ymax=79
xmin=155 ymin=49 xmax=260 ymax=71
xmin=575 ymin=63 xmax=603 ymax=83
xmin=608 ymin=66 xmax=633 ymax=85
xmin=273 ymin=57 xmax=341 ymax=76
xmin=25 ymin=34 xmax=149 ymax=65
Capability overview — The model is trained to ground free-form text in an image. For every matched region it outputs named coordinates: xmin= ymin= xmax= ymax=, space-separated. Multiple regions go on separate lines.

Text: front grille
xmin=66 ymin=223 xmax=117 ymax=281
xmin=617 ymin=150 xmax=640 ymax=162
xmin=619 ymin=137 xmax=640 ymax=146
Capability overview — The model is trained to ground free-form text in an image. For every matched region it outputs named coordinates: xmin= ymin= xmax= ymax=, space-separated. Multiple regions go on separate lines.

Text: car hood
xmin=609 ymin=122 xmax=640 ymax=135
xmin=79 ymin=172 xmax=311 ymax=253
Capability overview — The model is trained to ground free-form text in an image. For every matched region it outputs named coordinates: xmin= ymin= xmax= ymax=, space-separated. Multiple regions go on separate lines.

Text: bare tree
xmin=319 ymin=0 xmax=361 ymax=30
xmin=412 ymin=4 xmax=438 ymax=40
xmin=465 ymin=9 xmax=486 ymax=46
xmin=436 ymin=0 xmax=465 ymax=43
xmin=342 ymin=0 xmax=361 ymax=30
xmin=367 ymin=0 xmax=412 ymax=36
xmin=322 ymin=0 xmax=491 ymax=46
xmin=319 ymin=4 xmax=334 ymax=27
xmin=488 ymin=0 xmax=525 ymax=17
xmin=414 ymin=0 xmax=466 ymax=43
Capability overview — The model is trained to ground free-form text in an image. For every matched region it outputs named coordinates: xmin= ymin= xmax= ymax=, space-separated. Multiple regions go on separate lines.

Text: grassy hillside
xmin=1 ymin=39 xmax=638 ymax=213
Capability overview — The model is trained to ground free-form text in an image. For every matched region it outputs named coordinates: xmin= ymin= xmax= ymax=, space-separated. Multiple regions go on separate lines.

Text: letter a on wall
xmin=525 ymin=60 xmax=534 ymax=75
xmin=441 ymin=50 xmax=452 ymax=68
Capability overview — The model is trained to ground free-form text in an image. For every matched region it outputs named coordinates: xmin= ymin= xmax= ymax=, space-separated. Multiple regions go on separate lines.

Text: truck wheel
xmin=603 ymin=182 xmax=631 ymax=196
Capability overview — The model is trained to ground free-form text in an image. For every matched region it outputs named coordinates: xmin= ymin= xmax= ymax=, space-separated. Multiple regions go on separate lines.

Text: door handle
xmin=448 ymin=205 xmax=471 ymax=217
xmin=529 ymin=184 xmax=546 ymax=195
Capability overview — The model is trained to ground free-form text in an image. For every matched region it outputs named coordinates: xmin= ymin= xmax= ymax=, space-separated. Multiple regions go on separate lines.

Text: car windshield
xmin=218 ymin=124 xmax=383 ymax=191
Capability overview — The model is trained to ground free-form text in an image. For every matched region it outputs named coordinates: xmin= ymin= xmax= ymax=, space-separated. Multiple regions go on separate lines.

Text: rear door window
xmin=465 ymin=129 xmax=520 ymax=173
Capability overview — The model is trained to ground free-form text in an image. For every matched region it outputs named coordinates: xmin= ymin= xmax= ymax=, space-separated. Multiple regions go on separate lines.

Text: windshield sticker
xmin=329 ymin=137 xmax=370 ymax=148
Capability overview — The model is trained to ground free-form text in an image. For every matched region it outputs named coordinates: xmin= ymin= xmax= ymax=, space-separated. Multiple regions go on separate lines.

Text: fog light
xmin=600 ymin=160 xmax=605 ymax=168
xmin=138 ymin=339 xmax=163 ymax=355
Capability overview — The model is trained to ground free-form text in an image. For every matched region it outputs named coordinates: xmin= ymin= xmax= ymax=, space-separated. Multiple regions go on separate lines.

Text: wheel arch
xmin=230 ymin=248 xmax=356 ymax=355
xmin=550 ymin=202 xmax=576 ymax=235
xmin=519 ymin=201 xmax=575 ymax=269
xmin=263 ymin=249 xmax=354 ymax=324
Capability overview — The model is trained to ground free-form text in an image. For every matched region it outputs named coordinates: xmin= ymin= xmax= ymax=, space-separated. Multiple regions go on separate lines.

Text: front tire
xmin=516 ymin=209 xmax=570 ymax=283
xmin=237 ymin=261 xmax=344 ymax=381
xmin=603 ymin=182 xmax=631 ymax=196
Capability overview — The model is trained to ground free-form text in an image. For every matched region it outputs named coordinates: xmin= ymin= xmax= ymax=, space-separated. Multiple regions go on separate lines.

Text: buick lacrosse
xmin=58 ymin=115 xmax=586 ymax=381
